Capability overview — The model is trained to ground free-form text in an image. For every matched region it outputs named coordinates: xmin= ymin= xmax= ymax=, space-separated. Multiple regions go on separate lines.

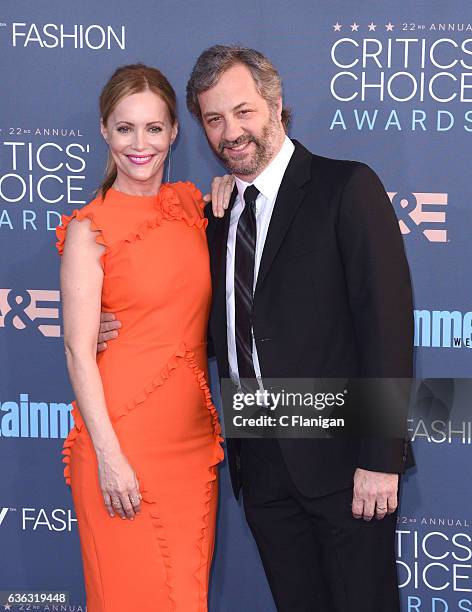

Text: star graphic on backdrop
xmin=350 ymin=22 xmax=359 ymax=31
xmin=386 ymin=22 xmax=394 ymax=31
xmin=333 ymin=22 xmax=342 ymax=32
xmin=368 ymin=22 xmax=377 ymax=31
xmin=4 ymin=604 xmax=12 ymax=610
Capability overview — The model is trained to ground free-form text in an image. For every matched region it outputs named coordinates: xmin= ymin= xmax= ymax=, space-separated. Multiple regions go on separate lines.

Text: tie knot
xmin=243 ymin=185 xmax=260 ymax=206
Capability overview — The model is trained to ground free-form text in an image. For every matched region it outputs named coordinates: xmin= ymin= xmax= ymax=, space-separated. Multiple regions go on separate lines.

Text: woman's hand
xmin=202 ymin=174 xmax=235 ymax=218
xmin=97 ymin=449 xmax=142 ymax=520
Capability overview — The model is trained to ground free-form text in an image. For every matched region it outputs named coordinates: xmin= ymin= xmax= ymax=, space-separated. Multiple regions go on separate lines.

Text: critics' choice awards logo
xmin=329 ymin=20 xmax=472 ymax=132
xmin=0 ymin=139 xmax=91 ymax=232
xmin=388 ymin=192 xmax=448 ymax=242
xmin=0 ymin=393 xmax=73 ymax=439
xmin=396 ymin=522 xmax=472 ymax=609
xmin=0 ymin=22 xmax=126 ymax=50
xmin=0 ymin=289 xmax=61 ymax=337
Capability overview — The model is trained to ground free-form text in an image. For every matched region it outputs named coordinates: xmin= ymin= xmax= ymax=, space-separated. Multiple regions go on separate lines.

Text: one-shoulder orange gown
xmin=56 ymin=182 xmax=224 ymax=612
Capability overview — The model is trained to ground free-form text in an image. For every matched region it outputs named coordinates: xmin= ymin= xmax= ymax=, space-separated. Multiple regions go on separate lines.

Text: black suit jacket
xmin=205 ymin=140 xmax=414 ymax=499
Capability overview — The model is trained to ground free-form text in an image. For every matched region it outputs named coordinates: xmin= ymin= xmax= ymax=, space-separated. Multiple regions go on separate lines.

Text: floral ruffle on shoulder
xmin=159 ymin=182 xmax=207 ymax=229
xmin=182 ymin=180 xmax=206 ymax=209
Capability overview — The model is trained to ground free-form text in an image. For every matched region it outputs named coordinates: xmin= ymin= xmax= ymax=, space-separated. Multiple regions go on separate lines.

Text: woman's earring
xmin=166 ymin=143 xmax=173 ymax=183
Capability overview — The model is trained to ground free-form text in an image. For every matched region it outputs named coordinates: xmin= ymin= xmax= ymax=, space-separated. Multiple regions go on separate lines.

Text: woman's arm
xmin=61 ymin=218 xmax=141 ymax=520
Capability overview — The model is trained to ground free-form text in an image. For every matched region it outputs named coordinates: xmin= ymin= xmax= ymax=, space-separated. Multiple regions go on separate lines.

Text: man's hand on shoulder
xmin=201 ymin=175 xmax=234 ymax=219
xmin=352 ymin=467 xmax=398 ymax=521
xmin=97 ymin=312 xmax=121 ymax=353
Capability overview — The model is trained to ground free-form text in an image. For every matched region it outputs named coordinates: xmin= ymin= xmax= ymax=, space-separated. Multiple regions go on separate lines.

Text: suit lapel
xmin=255 ymin=140 xmax=312 ymax=294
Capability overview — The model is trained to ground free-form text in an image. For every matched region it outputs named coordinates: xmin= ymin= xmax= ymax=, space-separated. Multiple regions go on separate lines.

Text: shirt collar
xmin=234 ymin=136 xmax=295 ymax=204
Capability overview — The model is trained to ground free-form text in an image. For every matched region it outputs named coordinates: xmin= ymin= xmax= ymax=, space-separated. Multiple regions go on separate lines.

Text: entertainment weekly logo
xmin=414 ymin=309 xmax=472 ymax=349
xmin=0 ymin=289 xmax=61 ymax=337
xmin=0 ymin=393 xmax=73 ymax=439
xmin=328 ymin=19 xmax=472 ymax=132
xmin=388 ymin=191 xmax=448 ymax=242
xmin=396 ymin=519 xmax=472 ymax=609
xmin=0 ymin=138 xmax=92 ymax=233
xmin=0 ymin=22 xmax=126 ymax=50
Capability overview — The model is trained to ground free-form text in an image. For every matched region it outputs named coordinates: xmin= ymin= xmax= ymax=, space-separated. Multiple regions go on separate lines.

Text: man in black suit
xmin=99 ymin=46 xmax=413 ymax=611
xmin=186 ymin=45 xmax=413 ymax=612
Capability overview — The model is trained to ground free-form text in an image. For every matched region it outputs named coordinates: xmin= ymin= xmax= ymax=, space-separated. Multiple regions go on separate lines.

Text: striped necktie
xmin=235 ymin=184 xmax=260 ymax=381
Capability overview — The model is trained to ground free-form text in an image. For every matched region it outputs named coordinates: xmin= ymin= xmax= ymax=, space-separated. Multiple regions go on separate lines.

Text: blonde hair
xmin=98 ymin=63 xmax=177 ymax=199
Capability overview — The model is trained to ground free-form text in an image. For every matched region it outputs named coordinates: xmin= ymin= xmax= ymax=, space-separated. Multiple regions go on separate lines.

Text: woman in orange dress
xmin=56 ymin=64 xmax=224 ymax=612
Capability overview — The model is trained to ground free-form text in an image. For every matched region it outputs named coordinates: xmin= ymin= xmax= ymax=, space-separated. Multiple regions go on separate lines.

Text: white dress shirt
xmin=226 ymin=136 xmax=295 ymax=384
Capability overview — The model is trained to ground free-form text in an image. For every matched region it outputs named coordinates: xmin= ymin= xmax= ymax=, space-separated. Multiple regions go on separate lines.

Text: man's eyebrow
xmin=233 ymin=102 xmax=250 ymax=111
xmin=202 ymin=102 xmax=251 ymax=119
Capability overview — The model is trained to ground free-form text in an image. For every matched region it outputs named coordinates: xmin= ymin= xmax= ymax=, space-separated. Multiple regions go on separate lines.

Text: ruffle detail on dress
xmin=61 ymin=400 xmax=85 ymax=486
xmin=139 ymin=482 xmax=176 ymax=611
xmin=111 ymin=341 xmax=187 ymax=423
xmin=183 ymin=349 xmax=224 ymax=456
xmin=182 ymin=349 xmax=224 ymax=606
xmin=55 ymin=208 xmax=108 ymax=269
xmin=195 ymin=471 xmax=217 ymax=609
xmin=181 ymin=180 xmax=206 ymax=210
xmin=160 ymin=183 xmax=208 ymax=229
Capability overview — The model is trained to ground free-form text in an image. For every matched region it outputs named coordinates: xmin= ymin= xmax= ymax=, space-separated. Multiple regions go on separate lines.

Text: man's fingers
xmin=375 ymin=499 xmax=388 ymax=520
xmin=202 ymin=192 xmax=211 ymax=202
xmin=211 ymin=177 xmax=224 ymax=218
xmin=211 ymin=175 xmax=234 ymax=218
xmin=362 ymin=497 xmax=376 ymax=521
xmin=223 ymin=175 xmax=234 ymax=209
xmin=97 ymin=327 xmax=120 ymax=345
xmin=97 ymin=331 xmax=118 ymax=345
xmin=97 ymin=342 xmax=107 ymax=353
xmin=100 ymin=312 xmax=116 ymax=323
xmin=351 ymin=493 xmax=364 ymax=519
xmin=101 ymin=320 xmax=122 ymax=333
xmin=387 ymin=494 xmax=398 ymax=514
xmin=103 ymin=330 xmax=119 ymax=341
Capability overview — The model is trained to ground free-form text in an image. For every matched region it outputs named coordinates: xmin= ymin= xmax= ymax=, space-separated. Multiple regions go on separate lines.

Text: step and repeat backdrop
xmin=1 ymin=1 xmax=471 ymax=610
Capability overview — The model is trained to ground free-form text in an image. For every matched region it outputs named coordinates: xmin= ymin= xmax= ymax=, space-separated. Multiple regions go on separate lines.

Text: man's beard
xmin=213 ymin=114 xmax=280 ymax=177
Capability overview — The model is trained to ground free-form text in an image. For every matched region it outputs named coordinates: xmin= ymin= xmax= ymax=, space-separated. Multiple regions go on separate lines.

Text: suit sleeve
xmin=337 ymin=163 xmax=414 ymax=473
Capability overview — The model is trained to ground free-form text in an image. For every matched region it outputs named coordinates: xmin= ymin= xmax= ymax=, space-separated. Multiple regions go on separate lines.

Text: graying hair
xmin=186 ymin=45 xmax=291 ymax=130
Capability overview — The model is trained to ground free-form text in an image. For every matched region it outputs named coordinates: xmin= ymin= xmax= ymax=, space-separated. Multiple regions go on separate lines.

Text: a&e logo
xmin=0 ymin=289 xmax=61 ymax=337
xmin=388 ymin=192 xmax=448 ymax=243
